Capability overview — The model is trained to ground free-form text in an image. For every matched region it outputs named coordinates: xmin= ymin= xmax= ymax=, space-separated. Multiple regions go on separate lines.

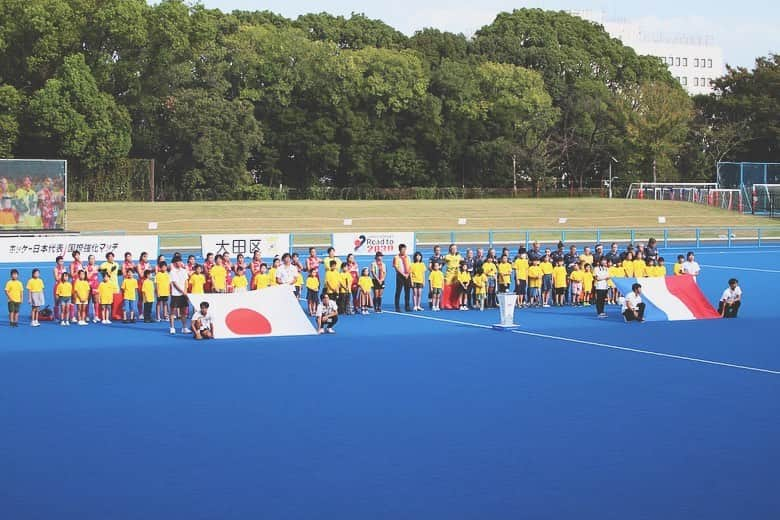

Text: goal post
xmin=626 ymin=183 xmax=718 ymax=202
xmin=751 ymin=184 xmax=780 ymax=216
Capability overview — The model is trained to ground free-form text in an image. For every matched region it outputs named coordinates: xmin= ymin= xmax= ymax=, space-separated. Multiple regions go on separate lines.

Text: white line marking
xmin=700 ymin=264 xmax=780 ymax=273
xmin=387 ymin=311 xmax=780 ymax=376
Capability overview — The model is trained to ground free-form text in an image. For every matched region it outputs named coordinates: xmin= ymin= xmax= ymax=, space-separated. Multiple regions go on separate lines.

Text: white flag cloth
xmin=187 ymin=286 xmax=317 ymax=339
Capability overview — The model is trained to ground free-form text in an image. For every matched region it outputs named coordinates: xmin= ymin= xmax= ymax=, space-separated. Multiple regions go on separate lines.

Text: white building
xmin=574 ymin=11 xmax=724 ymax=96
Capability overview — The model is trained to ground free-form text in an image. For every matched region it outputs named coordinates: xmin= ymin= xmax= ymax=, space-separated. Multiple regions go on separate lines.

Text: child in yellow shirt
xmin=189 ymin=264 xmax=206 ymax=295
xmin=253 ymin=263 xmax=271 ymax=290
xmin=306 ymin=268 xmax=320 ymax=316
xmin=569 ymin=264 xmax=584 ymax=306
xmin=540 ymin=255 xmax=554 ymax=307
xmin=429 ymin=262 xmax=444 ymax=311
xmin=121 ymin=271 xmax=137 ymax=323
xmin=483 ymin=256 xmax=498 ymax=308
xmin=472 ymin=268 xmax=487 ymax=311
xmin=673 ymin=255 xmax=685 ymax=275
xmin=526 ymin=259 xmax=543 ymax=307
xmin=512 ymin=254 xmax=529 ymax=307
xmin=657 ymin=257 xmax=668 ymax=277
xmin=582 ymin=264 xmax=594 ymax=306
xmin=338 ymin=263 xmax=352 ymax=314
xmin=56 ymin=272 xmax=73 ymax=325
xmin=210 ymin=255 xmax=228 ymax=293
xmin=155 ymin=262 xmax=170 ymax=322
xmin=456 ymin=262 xmax=471 ymax=311
xmin=633 ymin=253 xmax=647 ymax=278
xmin=552 ymin=258 xmax=568 ymax=307
xmin=497 ymin=255 xmax=513 ymax=294
xmin=324 ymin=261 xmax=341 ymax=300
xmin=5 ymin=269 xmax=24 ymax=328
xmin=410 ymin=252 xmax=427 ymax=312
xmin=232 ymin=265 xmax=248 ymax=293
xmin=142 ymin=269 xmax=155 ymax=323
xmin=26 ymin=268 xmax=45 ymax=327
xmin=608 ymin=262 xmax=625 ymax=304
xmin=358 ymin=267 xmax=374 ymax=315
xmin=73 ymin=270 xmax=91 ymax=325
xmin=98 ymin=273 xmax=115 ymax=324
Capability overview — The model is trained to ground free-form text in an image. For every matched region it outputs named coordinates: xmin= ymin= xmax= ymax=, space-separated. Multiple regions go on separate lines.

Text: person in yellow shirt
xmin=99 ymin=252 xmax=120 ymax=293
xmin=323 ymin=247 xmax=342 ymax=271
xmin=141 ymin=269 xmax=155 ymax=323
xmin=56 ymin=272 xmax=73 ymax=325
xmin=569 ymin=263 xmax=584 ymax=306
xmin=527 ymin=259 xmax=543 ymax=307
xmin=210 ymin=255 xmax=228 ymax=293
xmin=98 ymin=273 xmax=115 ymax=324
xmin=540 ymin=254 xmax=554 ymax=307
xmin=444 ymin=244 xmax=463 ymax=285
xmin=673 ymin=255 xmax=685 ymax=275
xmin=497 ymin=254 xmax=513 ymax=294
xmin=657 ymin=257 xmax=668 ymax=277
xmin=306 ymin=268 xmax=320 ymax=316
xmin=189 ymin=264 xmax=206 ymax=295
xmin=338 ymin=263 xmax=352 ymax=314
xmin=5 ymin=269 xmax=24 ymax=327
xmin=456 ymin=262 xmax=471 ymax=310
xmin=324 ymin=260 xmax=341 ymax=300
xmin=26 ymin=268 xmax=45 ymax=327
xmin=482 ymin=256 xmax=498 ymax=308
xmin=232 ymin=265 xmax=249 ymax=293
xmin=409 ymin=252 xmax=427 ymax=312
xmin=512 ymin=253 xmax=529 ymax=307
xmin=632 ymin=252 xmax=647 ymax=278
xmin=252 ymin=263 xmax=271 ymax=290
xmin=428 ymin=261 xmax=444 ymax=311
xmin=582 ymin=264 xmax=594 ymax=306
xmin=268 ymin=257 xmax=280 ymax=287
xmin=121 ymin=271 xmax=138 ymax=323
xmin=358 ymin=267 xmax=374 ymax=315
xmin=73 ymin=270 xmax=91 ymax=325
xmin=472 ymin=267 xmax=488 ymax=311
xmin=608 ymin=261 xmax=625 ymax=304
xmin=622 ymin=252 xmax=635 ymax=278
xmin=155 ymin=262 xmax=171 ymax=322
xmin=552 ymin=258 xmax=568 ymax=307
xmin=579 ymin=247 xmax=594 ymax=269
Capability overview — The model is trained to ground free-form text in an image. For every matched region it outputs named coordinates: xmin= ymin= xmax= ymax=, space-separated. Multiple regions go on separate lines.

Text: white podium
xmin=493 ymin=293 xmax=520 ymax=331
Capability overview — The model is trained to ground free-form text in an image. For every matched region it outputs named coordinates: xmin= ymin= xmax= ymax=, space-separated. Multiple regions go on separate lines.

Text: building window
xmin=669 ymin=56 xmax=674 ymax=64
xmin=701 ymin=77 xmax=707 ymax=86
xmin=701 ymin=57 xmax=706 ymax=66
xmin=693 ymin=78 xmax=699 ymax=86
xmin=694 ymin=58 xmax=699 ymax=67
xmin=683 ymin=58 xmax=688 ymax=66
xmin=681 ymin=77 xmax=687 ymax=85
xmin=675 ymin=57 xmax=680 ymax=66
xmin=707 ymin=59 xmax=713 ymax=68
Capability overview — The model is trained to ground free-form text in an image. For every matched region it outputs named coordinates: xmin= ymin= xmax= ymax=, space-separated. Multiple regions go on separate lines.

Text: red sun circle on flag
xmin=225 ymin=308 xmax=273 ymax=335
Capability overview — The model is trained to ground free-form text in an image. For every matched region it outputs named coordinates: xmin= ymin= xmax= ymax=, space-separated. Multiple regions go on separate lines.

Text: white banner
xmin=332 ymin=231 xmax=415 ymax=257
xmin=0 ymin=235 xmax=159 ymax=263
xmin=200 ymin=234 xmax=290 ymax=259
xmin=187 ymin=285 xmax=316 ymax=339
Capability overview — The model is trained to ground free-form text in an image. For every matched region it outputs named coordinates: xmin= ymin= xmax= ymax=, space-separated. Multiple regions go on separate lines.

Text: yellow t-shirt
xmin=444 ymin=254 xmax=462 ymax=282
xmin=527 ymin=265 xmax=543 ymax=288
xmin=99 ymin=261 xmax=120 ymax=291
xmin=210 ymin=265 xmax=228 ymax=290
xmin=26 ymin=278 xmax=44 ymax=293
xmin=57 ymin=281 xmax=73 ymax=298
xmin=295 ymin=273 xmax=304 ymax=287
xmin=623 ymin=262 xmax=635 ymax=278
xmin=472 ymin=273 xmax=487 ymax=294
xmin=189 ymin=273 xmax=206 ymax=294
xmin=323 ymin=256 xmax=342 ymax=271
xmin=429 ymin=270 xmax=444 ymax=289
xmin=268 ymin=268 xmax=278 ymax=286
xmin=358 ymin=276 xmax=373 ymax=293
xmin=552 ymin=266 xmax=567 ymax=288
xmin=655 ymin=265 xmax=667 ymax=277
xmin=633 ymin=260 xmax=646 ymax=278
xmin=325 ymin=270 xmax=341 ymax=293
xmin=253 ymin=273 xmax=271 ymax=290
xmin=609 ymin=266 xmax=625 ymax=278
xmin=98 ymin=281 xmax=115 ymax=305
xmin=410 ymin=262 xmax=427 ymax=284
xmin=482 ymin=262 xmax=497 ymax=279
xmin=579 ymin=254 xmax=594 ymax=267
xmin=121 ymin=278 xmax=137 ymax=301
xmin=582 ymin=272 xmax=594 ymax=292
xmin=306 ymin=275 xmax=320 ymax=291
xmin=5 ymin=280 xmax=23 ymax=303
xmin=497 ymin=262 xmax=513 ymax=285
xmin=339 ymin=272 xmax=352 ymax=294
xmin=155 ymin=272 xmax=171 ymax=297
xmin=673 ymin=262 xmax=684 ymax=275
xmin=569 ymin=270 xmax=584 ymax=284
xmin=540 ymin=261 xmax=554 ymax=276
xmin=233 ymin=275 xmax=248 ymax=290
xmin=457 ymin=270 xmax=471 ymax=286
xmin=142 ymin=279 xmax=155 ymax=302
xmin=513 ymin=258 xmax=529 ymax=280
xmin=74 ymin=280 xmax=91 ymax=303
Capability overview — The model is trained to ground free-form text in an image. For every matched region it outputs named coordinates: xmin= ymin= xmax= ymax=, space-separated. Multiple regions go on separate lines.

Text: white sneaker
xmin=543 ymin=304 xmax=550 ymax=308
xmin=93 ymin=317 xmax=100 ymax=323
xmin=31 ymin=321 xmax=40 ymax=327
xmin=71 ymin=317 xmax=78 ymax=323
xmin=327 ymin=328 xmax=336 ymax=334
xmin=105 ymin=319 xmax=112 ymax=324
xmin=182 ymin=327 xmax=192 ymax=334
xmin=60 ymin=320 xmax=66 ymax=326
xmin=78 ymin=320 xmax=86 ymax=326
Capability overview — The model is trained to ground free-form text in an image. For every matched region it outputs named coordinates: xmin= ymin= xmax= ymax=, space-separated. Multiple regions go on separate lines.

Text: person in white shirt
xmin=681 ymin=252 xmax=701 ymax=279
xmin=191 ymin=301 xmax=214 ymax=339
xmin=275 ymin=252 xmax=299 ymax=287
xmin=594 ymin=258 xmax=611 ymax=318
xmin=718 ymin=278 xmax=742 ymax=318
xmin=315 ymin=293 xmax=338 ymax=334
xmin=168 ymin=253 xmax=192 ymax=335
xmin=621 ymin=282 xmax=646 ymax=323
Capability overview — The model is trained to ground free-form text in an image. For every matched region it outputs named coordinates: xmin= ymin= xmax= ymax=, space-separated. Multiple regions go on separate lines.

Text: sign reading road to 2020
xmin=0 ymin=235 xmax=159 ymax=263
xmin=200 ymin=234 xmax=291 ymax=259
xmin=332 ymin=232 xmax=415 ymax=257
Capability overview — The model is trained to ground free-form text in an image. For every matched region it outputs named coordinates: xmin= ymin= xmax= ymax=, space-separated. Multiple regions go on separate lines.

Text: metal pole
xmin=512 ymin=154 xmax=517 ymax=197
xmin=608 ymin=161 xmax=613 ymax=199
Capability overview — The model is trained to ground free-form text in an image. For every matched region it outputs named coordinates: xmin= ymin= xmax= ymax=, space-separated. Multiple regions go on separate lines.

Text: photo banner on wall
xmin=332 ymin=232 xmax=415 ymax=257
xmin=0 ymin=235 xmax=159 ymax=263
xmin=0 ymin=159 xmax=67 ymax=231
xmin=200 ymin=234 xmax=291 ymax=259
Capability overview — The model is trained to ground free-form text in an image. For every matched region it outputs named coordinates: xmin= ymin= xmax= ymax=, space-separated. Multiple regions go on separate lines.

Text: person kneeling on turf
xmin=316 ymin=292 xmax=338 ymax=334
xmin=621 ymin=283 xmax=645 ymax=323
xmin=191 ymin=302 xmax=214 ymax=340
xmin=718 ymin=278 xmax=741 ymax=318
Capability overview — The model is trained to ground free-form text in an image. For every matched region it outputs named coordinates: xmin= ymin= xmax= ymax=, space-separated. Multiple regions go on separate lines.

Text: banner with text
xmin=200 ymin=234 xmax=290 ymax=259
xmin=332 ymin=232 xmax=415 ymax=257
xmin=0 ymin=235 xmax=159 ymax=263
xmin=187 ymin=285 xmax=316 ymax=339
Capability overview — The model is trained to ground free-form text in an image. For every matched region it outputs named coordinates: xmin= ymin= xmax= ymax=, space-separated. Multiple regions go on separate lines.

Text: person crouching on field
xmin=191 ymin=302 xmax=214 ymax=340
xmin=718 ymin=278 xmax=742 ymax=318
xmin=316 ymin=292 xmax=338 ymax=334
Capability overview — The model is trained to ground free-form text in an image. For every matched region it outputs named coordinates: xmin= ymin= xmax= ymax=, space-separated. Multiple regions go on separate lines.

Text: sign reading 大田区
xmin=200 ymin=234 xmax=290 ymax=259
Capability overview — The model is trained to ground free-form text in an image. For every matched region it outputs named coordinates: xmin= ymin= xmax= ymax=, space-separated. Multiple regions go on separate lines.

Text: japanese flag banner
xmin=187 ymin=285 xmax=316 ymax=339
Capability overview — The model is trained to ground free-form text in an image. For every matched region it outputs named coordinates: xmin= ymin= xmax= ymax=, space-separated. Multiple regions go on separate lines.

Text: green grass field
xmin=69 ymin=199 xmax=770 ymax=234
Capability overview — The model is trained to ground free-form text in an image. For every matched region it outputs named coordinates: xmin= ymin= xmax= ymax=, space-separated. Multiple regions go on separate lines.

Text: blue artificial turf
xmin=0 ymin=246 xmax=779 ymax=519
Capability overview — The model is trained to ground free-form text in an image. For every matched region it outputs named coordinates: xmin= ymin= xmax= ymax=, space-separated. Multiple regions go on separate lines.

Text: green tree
xmin=0 ymin=84 xmax=22 ymax=157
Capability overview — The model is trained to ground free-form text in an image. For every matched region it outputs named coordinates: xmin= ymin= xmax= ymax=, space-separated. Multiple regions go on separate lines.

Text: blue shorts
xmin=542 ymin=274 xmax=552 ymax=292
xmin=58 ymin=296 xmax=70 ymax=306
xmin=124 ymin=299 xmax=136 ymax=312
